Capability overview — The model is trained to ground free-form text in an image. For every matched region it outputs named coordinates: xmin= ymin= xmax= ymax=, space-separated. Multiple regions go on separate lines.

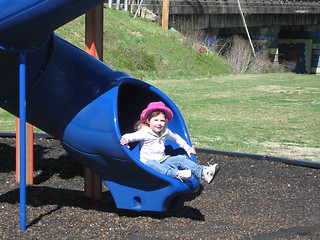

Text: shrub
xmin=216 ymin=35 xmax=287 ymax=74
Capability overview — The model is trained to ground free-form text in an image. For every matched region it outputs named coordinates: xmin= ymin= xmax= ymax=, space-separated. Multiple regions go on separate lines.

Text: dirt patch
xmin=258 ymin=141 xmax=320 ymax=161
xmin=252 ymin=85 xmax=301 ymax=94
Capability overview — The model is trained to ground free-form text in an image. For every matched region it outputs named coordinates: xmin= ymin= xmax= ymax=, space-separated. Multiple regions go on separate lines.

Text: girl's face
xmin=148 ymin=113 xmax=166 ymax=135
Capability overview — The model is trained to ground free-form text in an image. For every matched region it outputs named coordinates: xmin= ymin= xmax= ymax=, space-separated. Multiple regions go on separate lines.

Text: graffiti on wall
xmin=278 ymin=39 xmax=312 ymax=73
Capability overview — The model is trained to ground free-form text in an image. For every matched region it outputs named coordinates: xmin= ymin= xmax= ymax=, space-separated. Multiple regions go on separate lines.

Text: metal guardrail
xmin=145 ymin=0 xmax=320 ymax=4
xmin=138 ymin=0 xmax=320 ymax=15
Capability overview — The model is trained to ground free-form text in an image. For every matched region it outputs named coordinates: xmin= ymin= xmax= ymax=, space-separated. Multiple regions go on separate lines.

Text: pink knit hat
xmin=140 ymin=101 xmax=174 ymax=122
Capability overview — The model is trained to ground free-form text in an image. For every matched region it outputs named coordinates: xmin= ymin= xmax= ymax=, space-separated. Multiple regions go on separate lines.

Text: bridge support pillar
xmin=305 ymin=26 xmax=320 ymax=75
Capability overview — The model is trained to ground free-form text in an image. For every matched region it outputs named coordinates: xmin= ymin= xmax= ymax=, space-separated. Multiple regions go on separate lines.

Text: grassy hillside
xmin=55 ymin=7 xmax=230 ymax=79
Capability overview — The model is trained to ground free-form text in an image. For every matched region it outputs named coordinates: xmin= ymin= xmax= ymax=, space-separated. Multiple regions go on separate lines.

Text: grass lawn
xmin=0 ymin=109 xmax=16 ymax=131
xmin=146 ymin=73 xmax=320 ymax=162
xmin=1 ymin=73 xmax=319 ymax=162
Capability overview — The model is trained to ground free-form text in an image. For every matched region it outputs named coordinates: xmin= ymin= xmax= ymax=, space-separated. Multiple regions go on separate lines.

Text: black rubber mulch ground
xmin=0 ymin=137 xmax=319 ymax=240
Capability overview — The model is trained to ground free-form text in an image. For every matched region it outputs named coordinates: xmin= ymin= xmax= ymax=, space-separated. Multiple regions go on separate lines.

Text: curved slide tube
xmin=0 ymin=0 xmax=200 ymax=211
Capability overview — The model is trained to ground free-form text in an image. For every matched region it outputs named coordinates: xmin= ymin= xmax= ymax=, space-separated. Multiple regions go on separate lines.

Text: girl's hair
xmin=134 ymin=110 xmax=167 ymax=130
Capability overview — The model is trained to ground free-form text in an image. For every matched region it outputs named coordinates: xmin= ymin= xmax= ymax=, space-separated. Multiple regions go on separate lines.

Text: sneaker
xmin=202 ymin=164 xmax=220 ymax=183
xmin=176 ymin=169 xmax=192 ymax=182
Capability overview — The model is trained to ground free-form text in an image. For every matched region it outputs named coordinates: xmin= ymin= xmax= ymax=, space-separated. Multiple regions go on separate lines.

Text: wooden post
xmin=85 ymin=6 xmax=103 ymax=59
xmin=84 ymin=4 xmax=104 ymax=200
xmin=162 ymin=0 xmax=169 ymax=29
xmin=84 ymin=168 xmax=103 ymax=200
xmin=16 ymin=118 xmax=34 ymax=185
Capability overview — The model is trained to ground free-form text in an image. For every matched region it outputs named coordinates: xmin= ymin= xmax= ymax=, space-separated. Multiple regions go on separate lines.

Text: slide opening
xmin=117 ymin=82 xmax=162 ymax=136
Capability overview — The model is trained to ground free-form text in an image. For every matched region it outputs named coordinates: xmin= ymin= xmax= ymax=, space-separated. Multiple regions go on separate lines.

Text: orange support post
xmin=85 ymin=5 xmax=103 ymax=59
xmin=83 ymin=4 xmax=104 ymax=200
xmin=16 ymin=118 xmax=34 ymax=185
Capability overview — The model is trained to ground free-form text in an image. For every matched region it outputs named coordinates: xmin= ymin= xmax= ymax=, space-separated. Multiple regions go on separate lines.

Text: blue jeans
xmin=145 ymin=155 xmax=204 ymax=179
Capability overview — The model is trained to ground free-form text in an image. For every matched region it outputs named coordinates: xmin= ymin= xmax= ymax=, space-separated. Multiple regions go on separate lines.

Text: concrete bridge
xmin=135 ymin=0 xmax=320 ymax=74
xmin=141 ymin=0 xmax=320 ymax=29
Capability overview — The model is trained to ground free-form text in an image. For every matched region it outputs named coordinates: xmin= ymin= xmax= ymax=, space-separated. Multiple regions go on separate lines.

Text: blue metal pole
xmin=19 ymin=53 xmax=27 ymax=231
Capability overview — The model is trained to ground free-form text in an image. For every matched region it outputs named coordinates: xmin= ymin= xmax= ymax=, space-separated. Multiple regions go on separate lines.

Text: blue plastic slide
xmin=0 ymin=0 xmax=200 ymax=211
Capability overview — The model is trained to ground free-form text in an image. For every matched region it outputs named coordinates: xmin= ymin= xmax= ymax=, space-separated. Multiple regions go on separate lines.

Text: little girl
xmin=120 ymin=101 xmax=219 ymax=183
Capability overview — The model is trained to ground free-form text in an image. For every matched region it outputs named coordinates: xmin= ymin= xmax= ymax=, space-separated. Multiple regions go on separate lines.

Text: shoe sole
xmin=207 ymin=164 xmax=220 ymax=183
xmin=212 ymin=164 xmax=220 ymax=178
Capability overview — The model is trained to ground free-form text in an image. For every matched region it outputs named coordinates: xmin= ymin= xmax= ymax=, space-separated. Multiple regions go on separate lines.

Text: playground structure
xmin=0 ymin=0 xmax=200 ymax=230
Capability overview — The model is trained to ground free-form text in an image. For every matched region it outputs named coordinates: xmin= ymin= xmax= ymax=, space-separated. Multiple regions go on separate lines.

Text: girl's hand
xmin=120 ymin=137 xmax=130 ymax=148
xmin=187 ymin=147 xmax=196 ymax=157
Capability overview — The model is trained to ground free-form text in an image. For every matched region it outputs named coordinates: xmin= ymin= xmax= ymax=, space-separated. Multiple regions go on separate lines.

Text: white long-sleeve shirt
xmin=122 ymin=126 xmax=191 ymax=163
